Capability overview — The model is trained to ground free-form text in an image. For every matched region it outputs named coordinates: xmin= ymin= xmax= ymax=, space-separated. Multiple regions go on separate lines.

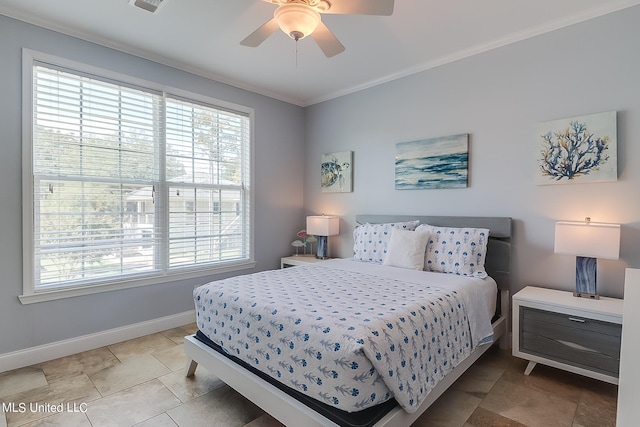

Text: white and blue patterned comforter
xmin=194 ymin=259 xmax=496 ymax=413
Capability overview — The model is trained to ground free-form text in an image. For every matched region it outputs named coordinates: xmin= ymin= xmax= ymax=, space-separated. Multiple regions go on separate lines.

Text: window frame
xmin=20 ymin=49 xmax=255 ymax=304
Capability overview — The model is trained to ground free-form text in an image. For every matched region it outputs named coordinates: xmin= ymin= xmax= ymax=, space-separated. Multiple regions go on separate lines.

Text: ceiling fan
xmin=240 ymin=0 xmax=395 ymax=58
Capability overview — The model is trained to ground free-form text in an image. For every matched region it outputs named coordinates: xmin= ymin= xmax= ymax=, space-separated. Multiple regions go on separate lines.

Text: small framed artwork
xmin=395 ymin=134 xmax=468 ymax=190
xmin=321 ymin=151 xmax=352 ymax=193
xmin=535 ymin=111 xmax=617 ymax=185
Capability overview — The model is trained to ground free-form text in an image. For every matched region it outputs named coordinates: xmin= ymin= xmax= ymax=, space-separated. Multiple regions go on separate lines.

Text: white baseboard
xmin=0 ymin=310 xmax=195 ymax=374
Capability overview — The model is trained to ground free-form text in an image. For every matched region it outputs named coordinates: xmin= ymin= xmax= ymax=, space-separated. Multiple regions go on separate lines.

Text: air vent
xmin=130 ymin=0 xmax=165 ymax=13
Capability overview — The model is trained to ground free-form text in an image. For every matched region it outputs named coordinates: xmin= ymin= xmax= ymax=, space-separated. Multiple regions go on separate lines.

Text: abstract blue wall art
xmin=535 ymin=111 xmax=617 ymax=185
xmin=395 ymin=134 xmax=468 ymax=190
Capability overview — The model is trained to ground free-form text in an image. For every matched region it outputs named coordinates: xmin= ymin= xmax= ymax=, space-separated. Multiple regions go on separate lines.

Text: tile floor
xmin=0 ymin=324 xmax=618 ymax=427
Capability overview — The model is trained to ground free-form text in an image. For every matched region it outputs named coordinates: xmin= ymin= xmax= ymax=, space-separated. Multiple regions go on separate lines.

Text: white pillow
xmin=353 ymin=220 xmax=420 ymax=264
xmin=417 ymin=224 xmax=490 ymax=278
xmin=383 ymin=228 xmax=430 ymax=270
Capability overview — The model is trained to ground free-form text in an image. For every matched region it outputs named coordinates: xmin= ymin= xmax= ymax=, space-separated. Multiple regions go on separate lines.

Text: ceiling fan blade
xmin=310 ymin=21 xmax=345 ymax=58
xmin=240 ymin=18 xmax=280 ymax=47
xmin=323 ymin=0 xmax=394 ymax=15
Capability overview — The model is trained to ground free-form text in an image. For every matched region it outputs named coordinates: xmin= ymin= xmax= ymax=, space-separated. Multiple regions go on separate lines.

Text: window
xmin=21 ymin=51 xmax=253 ymax=303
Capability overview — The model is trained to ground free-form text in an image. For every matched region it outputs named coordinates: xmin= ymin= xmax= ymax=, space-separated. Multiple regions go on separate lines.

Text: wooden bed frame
xmin=184 ymin=215 xmax=512 ymax=427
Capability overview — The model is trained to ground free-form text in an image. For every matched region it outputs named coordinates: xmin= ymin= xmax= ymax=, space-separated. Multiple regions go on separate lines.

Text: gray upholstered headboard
xmin=355 ymin=215 xmax=512 ymax=291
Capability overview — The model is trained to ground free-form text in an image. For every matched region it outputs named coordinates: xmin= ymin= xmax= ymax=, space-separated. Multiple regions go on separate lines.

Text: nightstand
xmin=512 ymin=286 xmax=623 ymax=384
xmin=280 ymin=255 xmax=327 ymax=268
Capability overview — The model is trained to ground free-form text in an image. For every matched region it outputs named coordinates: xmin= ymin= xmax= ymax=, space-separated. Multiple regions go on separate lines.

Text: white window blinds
xmin=165 ymin=97 xmax=251 ymax=269
xmin=27 ymin=60 xmax=252 ymax=294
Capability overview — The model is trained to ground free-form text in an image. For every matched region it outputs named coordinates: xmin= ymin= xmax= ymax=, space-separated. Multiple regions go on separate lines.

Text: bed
xmin=184 ymin=215 xmax=512 ymax=427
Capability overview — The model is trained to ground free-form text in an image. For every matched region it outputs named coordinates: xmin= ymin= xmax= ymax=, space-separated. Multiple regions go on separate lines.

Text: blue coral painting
xmin=535 ymin=111 xmax=617 ymax=185
xmin=395 ymin=134 xmax=468 ymax=190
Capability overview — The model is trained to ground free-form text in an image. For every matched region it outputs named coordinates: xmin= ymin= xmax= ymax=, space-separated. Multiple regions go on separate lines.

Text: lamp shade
xmin=554 ymin=221 xmax=620 ymax=260
xmin=306 ymin=215 xmax=339 ymax=237
xmin=274 ymin=4 xmax=321 ymax=41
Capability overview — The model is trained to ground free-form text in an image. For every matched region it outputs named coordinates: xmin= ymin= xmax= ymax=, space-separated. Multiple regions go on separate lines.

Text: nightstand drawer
xmin=520 ymin=306 xmax=621 ymax=376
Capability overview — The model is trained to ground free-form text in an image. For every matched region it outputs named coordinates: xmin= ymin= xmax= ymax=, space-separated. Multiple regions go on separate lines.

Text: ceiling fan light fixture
xmin=129 ymin=0 xmax=165 ymax=13
xmin=274 ymin=4 xmax=321 ymax=41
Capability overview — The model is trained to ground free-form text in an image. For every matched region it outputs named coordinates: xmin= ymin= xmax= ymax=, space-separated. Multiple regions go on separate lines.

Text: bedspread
xmin=193 ymin=259 xmax=495 ymax=413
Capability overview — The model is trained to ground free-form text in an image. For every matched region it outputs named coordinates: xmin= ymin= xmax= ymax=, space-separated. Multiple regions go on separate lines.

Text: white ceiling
xmin=1 ymin=0 xmax=638 ymax=106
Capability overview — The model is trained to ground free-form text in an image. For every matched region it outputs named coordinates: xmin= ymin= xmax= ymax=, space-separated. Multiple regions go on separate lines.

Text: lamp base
xmin=573 ymin=291 xmax=600 ymax=300
xmin=316 ymin=235 xmax=329 ymax=259
xmin=574 ymin=256 xmax=599 ymax=299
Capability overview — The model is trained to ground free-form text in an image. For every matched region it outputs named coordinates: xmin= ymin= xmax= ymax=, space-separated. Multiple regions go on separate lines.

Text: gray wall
xmin=303 ymin=6 xmax=640 ymax=299
xmin=0 ymin=15 xmax=305 ymax=355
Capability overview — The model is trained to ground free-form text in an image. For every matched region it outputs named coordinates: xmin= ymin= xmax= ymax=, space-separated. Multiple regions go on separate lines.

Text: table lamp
xmin=306 ymin=215 xmax=339 ymax=259
xmin=554 ymin=218 xmax=620 ymax=299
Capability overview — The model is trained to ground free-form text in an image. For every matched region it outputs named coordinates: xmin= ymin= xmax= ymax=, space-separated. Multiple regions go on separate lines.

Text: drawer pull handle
xmin=556 ymin=339 xmax=598 ymax=353
xmin=568 ymin=317 xmax=586 ymax=323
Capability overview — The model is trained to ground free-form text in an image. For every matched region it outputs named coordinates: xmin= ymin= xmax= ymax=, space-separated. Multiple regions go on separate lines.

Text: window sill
xmin=19 ymin=260 xmax=257 ymax=305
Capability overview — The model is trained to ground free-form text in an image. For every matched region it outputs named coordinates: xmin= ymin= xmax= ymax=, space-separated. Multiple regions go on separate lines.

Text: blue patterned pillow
xmin=417 ymin=224 xmax=490 ymax=278
xmin=353 ymin=220 xmax=420 ymax=264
